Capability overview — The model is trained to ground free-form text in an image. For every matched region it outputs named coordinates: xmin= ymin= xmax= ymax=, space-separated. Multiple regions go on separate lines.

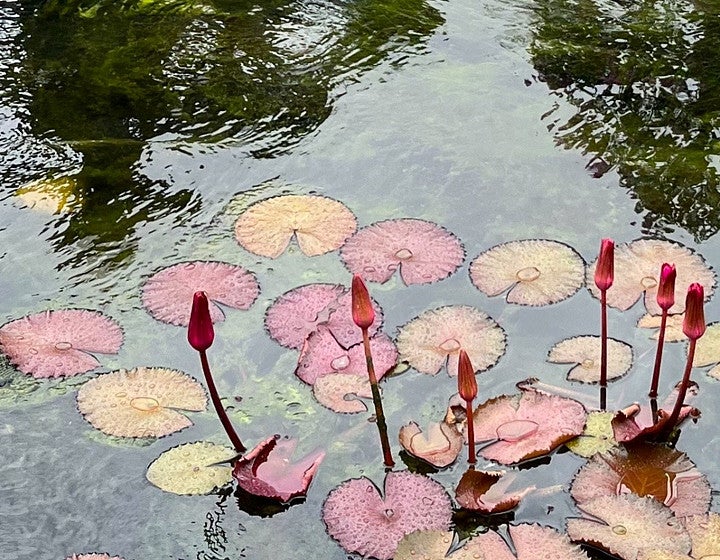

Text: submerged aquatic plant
xmin=188 ymin=291 xmax=245 ymax=453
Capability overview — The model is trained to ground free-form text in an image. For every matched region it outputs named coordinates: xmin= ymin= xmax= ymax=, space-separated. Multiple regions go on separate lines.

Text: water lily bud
xmin=188 ymin=291 xmax=214 ymax=351
xmin=458 ymin=350 xmax=478 ymax=402
xmin=594 ymin=238 xmax=614 ymax=292
xmin=683 ymin=283 xmax=706 ymax=341
xmin=351 ymin=275 xmax=375 ymax=329
xmin=656 ymin=263 xmax=676 ymax=311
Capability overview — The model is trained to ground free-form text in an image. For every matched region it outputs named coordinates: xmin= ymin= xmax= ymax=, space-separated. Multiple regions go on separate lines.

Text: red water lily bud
xmin=594 ymin=238 xmax=614 ymax=292
xmin=656 ymin=263 xmax=676 ymax=311
xmin=458 ymin=350 xmax=478 ymax=402
xmin=188 ymin=291 xmax=214 ymax=351
xmin=351 ymin=275 xmax=375 ymax=330
xmin=683 ymin=283 xmax=705 ymax=341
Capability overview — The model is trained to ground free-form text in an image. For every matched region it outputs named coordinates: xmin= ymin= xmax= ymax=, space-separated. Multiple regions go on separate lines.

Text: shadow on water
xmin=529 ymin=0 xmax=720 ymax=241
xmin=1 ymin=0 xmax=444 ymax=270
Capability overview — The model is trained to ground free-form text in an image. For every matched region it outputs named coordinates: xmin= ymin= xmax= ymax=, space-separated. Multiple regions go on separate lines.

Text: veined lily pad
xmin=547 ymin=335 xmax=633 ymax=383
xmin=637 ymin=313 xmax=686 ymax=342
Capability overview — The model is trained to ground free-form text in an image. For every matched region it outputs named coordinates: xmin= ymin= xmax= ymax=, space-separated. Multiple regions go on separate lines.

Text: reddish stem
xmin=649 ymin=309 xmax=668 ymax=400
xmin=465 ymin=400 xmax=476 ymax=464
xmin=361 ymin=328 xmax=394 ymax=468
xmin=199 ymin=349 xmax=246 ymax=453
xmin=600 ymin=289 xmax=608 ymax=410
xmin=663 ymin=339 xmax=696 ymax=434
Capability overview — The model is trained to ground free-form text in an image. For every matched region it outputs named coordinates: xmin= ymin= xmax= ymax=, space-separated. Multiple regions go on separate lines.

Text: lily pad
xmin=455 ymin=469 xmax=533 ymax=514
xmin=566 ymin=411 xmax=617 ymax=458
xmin=692 ymin=322 xmax=720 ymax=378
xmin=637 ymin=313 xmax=686 ymax=342
xmin=0 ymin=309 xmax=123 ymax=379
xmin=234 ymin=194 xmax=357 ymax=258
xmin=395 ymin=305 xmax=506 ymax=377
xmin=146 ymin=441 xmax=235 ymax=495
xmin=312 ymin=373 xmax=373 ymax=413
xmin=547 ymin=335 xmax=633 ymax=383
xmin=469 ymin=239 xmax=585 ymax=306
xmin=77 ymin=367 xmax=207 ymax=438
xmin=398 ymin=421 xmax=463 ymax=468
xmin=586 ymin=239 xmax=715 ymax=315
xmin=141 ymin=261 xmax=259 ymax=326
xmin=340 ymin=218 xmax=464 ymax=285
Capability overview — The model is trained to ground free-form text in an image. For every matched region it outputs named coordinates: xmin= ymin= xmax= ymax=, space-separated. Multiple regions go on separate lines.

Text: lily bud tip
xmin=683 ymin=283 xmax=706 ymax=341
xmin=458 ymin=349 xmax=478 ymax=402
xmin=188 ymin=291 xmax=215 ymax=351
xmin=594 ymin=238 xmax=614 ymax=292
xmin=351 ymin=274 xmax=375 ymax=330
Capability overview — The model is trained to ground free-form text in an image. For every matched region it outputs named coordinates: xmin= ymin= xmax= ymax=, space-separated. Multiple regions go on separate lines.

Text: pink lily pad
xmin=296 ymin=328 xmax=397 ymax=385
xmin=455 ymin=469 xmax=533 ymax=514
xmin=567 ymin=494 xmax=691 ymax=560
xmin=570 ymin=442 xmax=711 ymax=518
xmin=340 ymin=218 xmax=465 ymax=285
xmin=395 ymin=305 xmax=506 ymax=377
xmin=0 ymin=309 xmax=123 ymax=379
xmin=265 ymin=283 xmax=382 ymax=350
xmin=233 ymin=435 xmax=325 ymax=503
xmin=322 ymin=470 xmax=452 ymax=560
xmin=470 ymin=388 xmax=586 ymax=464
xmin=65 ymin=555 xmax=125 ymax=560
xmin=142 ymin=261 xmax=259 ymax=327
xmin=398 ymin=421 xmax=463 ymax=468
xmin=586 ymin=239 xmax=715 ymax=315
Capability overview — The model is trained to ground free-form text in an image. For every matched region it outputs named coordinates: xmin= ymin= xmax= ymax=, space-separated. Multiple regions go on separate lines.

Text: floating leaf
xmin=567 ymin=494 xmax=691 ymax=560
xmin=65 ymin=555 xmax=125 ymax=560
xmin=322 ymin=470 xmax=452 ymax=560
xmin=264 ymin=283 xmax=383 ymax=350
xmin=396 ymin=524 xmax=589 ymax=560
xmin=637 ymin=313 xmax=686 ymax=342
xmin=234 ymin=194 xmax=357 ymax=258
xmin=455 ymin=469 xmax=533 ymax=514
xmin=296 ymin=329 xmax=397 ymax=385
xmin=233 ymin=435 xmax=324 ymax=503
xmin=0 ymin=309 xmax=123 ymax=379
xmin=16 ymin=175 xmax=82 ymax=215
xmin=146 ymin=441 xmax=235 ymax=495
xmin=566 ymin=411 xmax=617 ymax=458
xmin=586 ymin=239 xmax=715 ymax=315
xmin=469 ymin=239 xmax=585 ymax=306
xmin=312 ymin=373 xmax=373 ymax=413
xmin=77 ymin=367 xmax=207 ymax=438
xmin=692 ymin=322 xmax=720 ymax=378
xmin=141 ymin=261 xmax=259 ymax=326
xmin=547 ymin=335 xmax=633 ymax=383
xmin=398 ymin=421 xmax=463 ymax=468
xmin=636 ymin=513 xmax=720 ymax=560
xmin=570 ymin=442 xmax=711 ymax=518
xmin=395 ymin=305 xmax=506 ymax=377
xmin=340 ymin=218 xmax=464 ymax=285
xmin=470 ymin=388 xmax=586 ymax=465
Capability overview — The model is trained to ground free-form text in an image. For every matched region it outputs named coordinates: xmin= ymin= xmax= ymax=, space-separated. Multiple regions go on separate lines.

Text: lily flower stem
xmin=649 ymin=310 xmax=668 ymax=400
xmin=664 ymin=339 xmax=697 ymax=433
xmin=199 ymin=349 xmax=246 ymax=453
xmin=465 ymin=400 xmax=476 ymax=464
xmin=361 ymin=328 xmax=395 ymax=468
xmin=600 ymin=290 xmax=608 ymax=411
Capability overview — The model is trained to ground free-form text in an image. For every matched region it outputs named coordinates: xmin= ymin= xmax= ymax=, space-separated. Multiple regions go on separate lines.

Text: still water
xmin=1 ymin=0 xmax=719 ymax=559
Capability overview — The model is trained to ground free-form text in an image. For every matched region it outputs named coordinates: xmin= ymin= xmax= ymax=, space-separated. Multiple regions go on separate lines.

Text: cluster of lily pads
xmin=3 ymin=193 xmax=720 ymax=560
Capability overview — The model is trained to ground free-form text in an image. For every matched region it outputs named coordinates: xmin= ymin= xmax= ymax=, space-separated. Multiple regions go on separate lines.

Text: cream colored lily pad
xmin=566 ymin=411 xmax=617 ymax=458
xmin=146 ymin=441 xmax=235 ymax=495
xmin=692 ymin=323 xmax=720 ymax=379
xmin=16 ymin=175 xmax=82 ymax=214
xmin=234 ymin=194 xmax=357 ymax=258
xmin=77 ymin=367 xmax=207 ymax=438
xmin=470 ymin=239 xmax=585 ymax=306
xmin=398 ymin=421 xmax=463 ymax=468
xmin=637 ymin=313 xmax=686 ymax=342
xmin=313 ymin=373 xmax=372 ymax=413
xmin=548 ymin=335 xmax=633 ymax=383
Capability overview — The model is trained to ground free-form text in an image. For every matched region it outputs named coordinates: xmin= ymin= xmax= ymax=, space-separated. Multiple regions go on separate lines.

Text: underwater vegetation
xmin=2 ymin=192 xmax=720 ymax=560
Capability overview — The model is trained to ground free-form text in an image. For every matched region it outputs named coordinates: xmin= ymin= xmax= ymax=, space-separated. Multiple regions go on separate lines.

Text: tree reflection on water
xmin=4 ymin=0 xmax=443 ymax=270
xmin=530 ymin=0 xmax=720 ymax=241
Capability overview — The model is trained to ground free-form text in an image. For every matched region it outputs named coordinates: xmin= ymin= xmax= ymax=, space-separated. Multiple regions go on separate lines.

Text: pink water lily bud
xmin=594 ymin=238 xmax=614 ymax=292
xmin=188 ymin=291 xmax=214 ymax=351
xmin=458 ymin=350 xmax=478 ymax=402
xmin=683 ymin=283 xmax=705 ymax=341
xmin=351 ymin=275 xmax=375 ymax=329
xmin=656 ymin=263 xmax=676 ymax=311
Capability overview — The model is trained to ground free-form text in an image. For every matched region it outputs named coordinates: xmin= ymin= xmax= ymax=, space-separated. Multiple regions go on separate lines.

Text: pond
xmin=1 ymin=0 xmax=719 ymax=559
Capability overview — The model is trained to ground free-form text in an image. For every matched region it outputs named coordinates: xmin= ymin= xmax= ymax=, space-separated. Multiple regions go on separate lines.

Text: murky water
xmin=1 ymin=0 xmax=719 ymax=559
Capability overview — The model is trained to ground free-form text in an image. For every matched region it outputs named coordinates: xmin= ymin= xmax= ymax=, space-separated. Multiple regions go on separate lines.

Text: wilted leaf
xmin=0 ymin=309 xmax=123 ymax=379
xmin=396 ymin=305 xmax=506 ymax=377
xmin=234 ymin=194 xmax=357 ymax=258
xmin=455 ymin=469 xmax=533 ymax=514
xmin=469 ymin=239 xmax=585 ymax=306
xmin=548 ymin=335 xmax=633 ymax=383
xmin=340 ymin=218 xmax=464 ymax=285
xmin=586 ymin=239 xmax=715 ymax=315
xmin=399 ymin=421 xmax=463 ymax=468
